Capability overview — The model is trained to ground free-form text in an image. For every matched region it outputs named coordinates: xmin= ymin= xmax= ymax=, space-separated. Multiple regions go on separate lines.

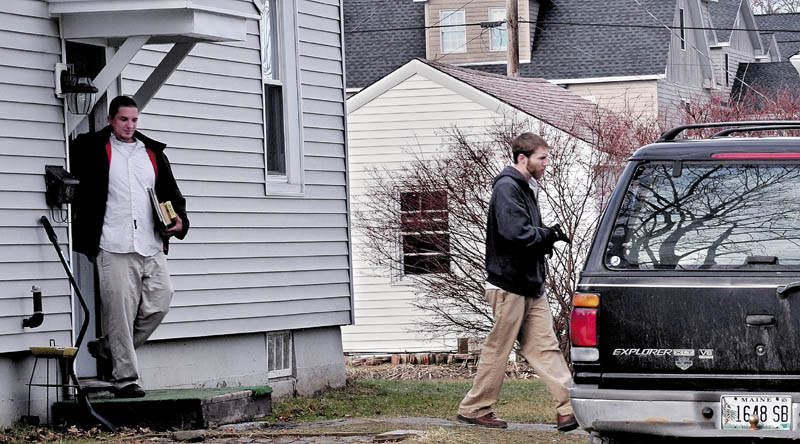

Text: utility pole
xmin=506 ymin=0 xmax=519 ymax=77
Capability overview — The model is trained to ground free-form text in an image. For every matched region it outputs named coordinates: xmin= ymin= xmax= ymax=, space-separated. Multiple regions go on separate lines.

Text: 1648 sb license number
xmin=721 ymin=396 xmax=792 ymax=430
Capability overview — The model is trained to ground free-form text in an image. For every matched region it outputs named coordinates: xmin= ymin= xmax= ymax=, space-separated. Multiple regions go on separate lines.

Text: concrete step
xmin=53 ymin=386 xmax=272 ymax=430
xmin=80 ymin=378 xmax=115 ymax=399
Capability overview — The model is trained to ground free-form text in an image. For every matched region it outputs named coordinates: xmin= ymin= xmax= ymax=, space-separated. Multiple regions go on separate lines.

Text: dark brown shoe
xmin=556 ymin=413 xmax=578 ymax=432
xmin=456 ymin=412 xmax=508 ymax=428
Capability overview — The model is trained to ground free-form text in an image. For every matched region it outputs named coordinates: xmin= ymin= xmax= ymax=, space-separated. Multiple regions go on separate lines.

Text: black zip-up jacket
xmin=69 ymin=126 xmax=189 ymax=258
xmin=485 ymin=166 xmax=556 ymax=298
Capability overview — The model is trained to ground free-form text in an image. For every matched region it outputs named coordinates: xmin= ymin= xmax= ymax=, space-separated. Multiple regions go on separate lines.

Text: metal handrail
xmin=40 ymin=216 xmax=114 ymax=431
xmin=657 ymin=121 xmax=800 ymax=142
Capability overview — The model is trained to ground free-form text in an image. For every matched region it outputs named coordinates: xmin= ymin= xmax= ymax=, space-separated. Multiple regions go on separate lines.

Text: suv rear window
xmin=605 ymin=162 xmax=800 ymax=270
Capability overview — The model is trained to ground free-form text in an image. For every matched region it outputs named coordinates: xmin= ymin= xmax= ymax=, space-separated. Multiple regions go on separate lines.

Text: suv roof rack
xmin=657 ymin=121 xmax=800 ymax=143
xmin=711 ymin=124 xmax=800 ymax=138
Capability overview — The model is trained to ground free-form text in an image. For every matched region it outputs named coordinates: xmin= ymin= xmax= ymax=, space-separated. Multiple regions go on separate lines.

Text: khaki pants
xmin=458 ymin=289 xmax=573 ymax=418
xmin=95 ymin=250 xmax=173 ymax=389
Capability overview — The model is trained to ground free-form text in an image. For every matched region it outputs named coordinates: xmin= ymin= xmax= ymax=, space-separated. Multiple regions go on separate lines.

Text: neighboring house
xmin=1 ymin=0 xmax=352 ymax=426
xmin=343 ymin=0 xmax=426 ymax=96
xmin=754 ymin=12 xmax=800 ymax=73
xmin=731 ymin=61 xmax=800 ymax=102
xmin=345 ymin=0 xmax=787 ymax=118
xmin=341 ymin=58 xmax=596 ymax=353
xmin=754 ymin=12 xmax=800 ymax=60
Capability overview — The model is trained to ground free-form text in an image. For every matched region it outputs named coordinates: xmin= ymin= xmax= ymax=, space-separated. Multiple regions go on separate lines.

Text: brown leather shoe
xmin=456 ymin=412 xmax=508 ymax=428
xmin=556 ymin=413 xmax=579 ymax=432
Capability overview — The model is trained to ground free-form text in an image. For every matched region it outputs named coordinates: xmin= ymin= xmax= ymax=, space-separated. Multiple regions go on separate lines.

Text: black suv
xmin=570 ymin=121 xmax=800 ymax=442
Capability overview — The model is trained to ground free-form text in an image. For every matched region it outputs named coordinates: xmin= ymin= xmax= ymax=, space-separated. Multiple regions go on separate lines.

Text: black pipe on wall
xmin=22 ymin=285 xmax=43 ymax=329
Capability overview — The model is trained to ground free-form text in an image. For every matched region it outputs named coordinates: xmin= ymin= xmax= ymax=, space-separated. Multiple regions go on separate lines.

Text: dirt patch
xmin=345 ymin=362 xmax=538 ymax=381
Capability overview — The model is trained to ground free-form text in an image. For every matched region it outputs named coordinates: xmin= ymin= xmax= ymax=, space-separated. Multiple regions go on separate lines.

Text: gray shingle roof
xmin=730 ymin=61 xmax=800 ymax=102
xmin=707 ymin=0 xmax=743 ymax=43
xmin=344 ymin=0 xmax=426 ymax=89
xmin=519 ymin=0 xmax=676 ymax=79
xmin=755 ymin=13 xmax=800 ymax=59
xmin=419 ymin=59 xmax=598 ymax=142
xmin=345 ymin=0 xmax=685 ymax=87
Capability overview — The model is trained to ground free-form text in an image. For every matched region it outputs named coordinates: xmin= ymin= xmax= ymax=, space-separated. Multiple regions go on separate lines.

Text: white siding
xmin=0 ymin=2 xmax=73 ymax=353
xmin=119 ymin=0 xmax=351 ymax=340
xmin=665 ymin=0 xmax=711 ymax=89
xmin=343 ymin=73 xmax=502 ymax=353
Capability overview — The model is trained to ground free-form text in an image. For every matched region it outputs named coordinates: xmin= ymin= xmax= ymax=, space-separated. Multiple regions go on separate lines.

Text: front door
xmin=66 ymin=41 xmax=107 ymax=378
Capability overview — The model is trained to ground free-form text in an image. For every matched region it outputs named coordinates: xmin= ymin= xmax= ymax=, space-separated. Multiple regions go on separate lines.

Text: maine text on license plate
xmin=721 ymin=396 xmax=791 ymax=430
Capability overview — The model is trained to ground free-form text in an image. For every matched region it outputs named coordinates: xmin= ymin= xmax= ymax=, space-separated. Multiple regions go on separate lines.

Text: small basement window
xmin=267 ymin=331 xmax=292 ymax=378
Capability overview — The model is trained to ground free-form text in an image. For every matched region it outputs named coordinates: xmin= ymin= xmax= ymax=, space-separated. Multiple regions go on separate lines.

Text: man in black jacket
xmin=71 ymin=95 xmax=189 ymax=398
xmin=456 ymin=132 xmax=576 ymax=431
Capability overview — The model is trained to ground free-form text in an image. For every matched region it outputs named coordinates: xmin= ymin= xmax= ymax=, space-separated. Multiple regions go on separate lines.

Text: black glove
xmin=549 ymin=223 xmax=571 ymax=244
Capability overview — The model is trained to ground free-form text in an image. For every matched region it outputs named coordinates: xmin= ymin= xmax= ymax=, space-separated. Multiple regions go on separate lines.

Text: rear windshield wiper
xmin=745 ymin=255 xmax=778 ymax=265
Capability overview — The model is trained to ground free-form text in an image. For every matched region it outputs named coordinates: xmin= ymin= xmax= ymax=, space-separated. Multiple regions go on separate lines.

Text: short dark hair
xmin=511 ymin=132 xmax=549 ymax=164
xmin=108 ymin=95 xmax=138 ymax=119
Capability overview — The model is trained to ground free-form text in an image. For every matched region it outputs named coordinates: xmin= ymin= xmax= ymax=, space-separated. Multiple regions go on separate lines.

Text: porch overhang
xmin=47 ymin=0 xmax=258 ymax=44
xmin=46 ymin=1 xmax=259 ymax=133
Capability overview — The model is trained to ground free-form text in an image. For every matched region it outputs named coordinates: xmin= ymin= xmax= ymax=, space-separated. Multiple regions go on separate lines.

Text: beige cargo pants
xmin=458 ymin=288 xmax=574 ymax=418
xmin=95 ymin=249 xmax=173 ymax=389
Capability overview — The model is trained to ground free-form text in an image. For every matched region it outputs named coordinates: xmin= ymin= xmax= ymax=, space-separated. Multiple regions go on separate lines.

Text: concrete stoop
xmin=52 ymin=386 xmax=272 ymax=430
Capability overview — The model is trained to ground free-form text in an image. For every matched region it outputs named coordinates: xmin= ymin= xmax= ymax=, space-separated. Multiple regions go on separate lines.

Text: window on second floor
xmin=258 ymin=0 xmax=304 ymax=195
xmin=440 ymin=10 xmax=466 ymax=53
xmin=679 ymin=8 xmax=686 ymax=51
xmin=489 ymin=8 xmax=507 ymax=51
xmin=724 ymin=53 xmax=730 ymax=86
xmin=400 ymin=190 xmax=450 ymax=275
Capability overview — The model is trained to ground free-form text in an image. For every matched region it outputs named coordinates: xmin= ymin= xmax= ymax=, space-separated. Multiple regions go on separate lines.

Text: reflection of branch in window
xmin=619 ymin=164 xmax=800 ymax=268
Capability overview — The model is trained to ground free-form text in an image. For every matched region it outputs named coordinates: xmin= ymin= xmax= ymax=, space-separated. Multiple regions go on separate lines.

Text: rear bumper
xmin=571 ymin=384 xmax=800 ymax=439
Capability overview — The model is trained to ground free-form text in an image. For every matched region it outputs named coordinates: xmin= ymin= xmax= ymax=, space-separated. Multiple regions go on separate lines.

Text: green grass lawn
xmin=265 ymin=378 xmax=558 ymax=424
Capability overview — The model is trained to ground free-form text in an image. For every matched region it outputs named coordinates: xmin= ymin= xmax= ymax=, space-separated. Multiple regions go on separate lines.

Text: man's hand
xmin=549 ymin=223 xmax=571 ymax=244
xmin=165 ymin=215 xmax=183 ymax=237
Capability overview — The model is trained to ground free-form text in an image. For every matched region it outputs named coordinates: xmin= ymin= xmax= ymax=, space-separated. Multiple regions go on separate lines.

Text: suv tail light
xmin=572 ymin=308 xmax=597 ymax=346
xmin=571 ymin=292 xmax=599 ymax=351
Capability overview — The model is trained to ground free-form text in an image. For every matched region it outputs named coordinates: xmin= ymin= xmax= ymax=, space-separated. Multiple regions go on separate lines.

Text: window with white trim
xmin=489 ymin=8 xmax=507 ymax=51
xmin=258 ymin=0 xmax=304 ymax=194
xmin=679 ymin=8 xmax=686 ymax=51
xmin=267 ymin=331 xmax=293 ymax=378
xmin=440 ymin=10 xmax=466 ymax=53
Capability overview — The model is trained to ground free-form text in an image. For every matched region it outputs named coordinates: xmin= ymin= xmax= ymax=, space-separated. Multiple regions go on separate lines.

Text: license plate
xmin=721 ymin=395 xmax=792 ymax=430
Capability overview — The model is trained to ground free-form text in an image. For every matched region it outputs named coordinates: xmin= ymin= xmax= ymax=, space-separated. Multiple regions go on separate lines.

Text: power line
xmin=345 ymin=19 xmax=800 ymax=35
xmin=347 ymin=0 xmax=393 ymax=34
xmin=434 ymin=28 xmax=489 ymax=62
xmin=429 ymin=0 xmax=478 ymax=28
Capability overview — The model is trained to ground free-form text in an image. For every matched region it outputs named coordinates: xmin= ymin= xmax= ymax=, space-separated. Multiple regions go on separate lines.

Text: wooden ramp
xmin=53 ymin=386 xmax=272 ymax=430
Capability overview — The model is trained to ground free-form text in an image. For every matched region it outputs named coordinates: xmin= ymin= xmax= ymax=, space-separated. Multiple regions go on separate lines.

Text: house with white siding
xmin=342 ymin=58 xmax=596 ymax=353
xmin=1 ymin=0 xmax=352 ymax=426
